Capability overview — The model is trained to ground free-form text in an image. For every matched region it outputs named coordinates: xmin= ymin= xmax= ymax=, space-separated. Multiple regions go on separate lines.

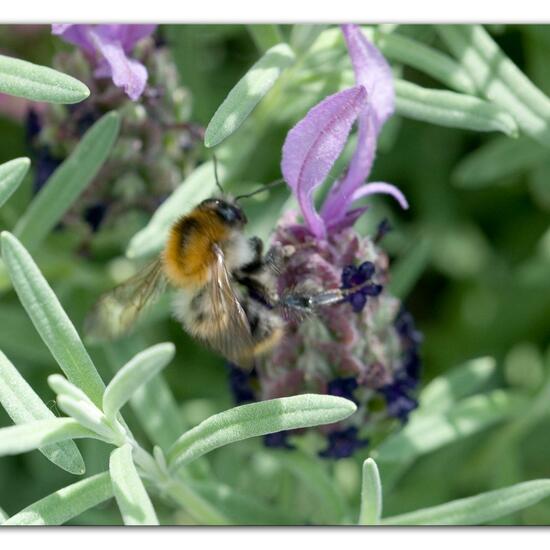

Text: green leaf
xmin=437 ymin=25 xmax=550 ymax=147
xmin=0 ymin=506 xmax=8 ymax=523
xmin=290 ymin=24 xmax=327 ymax=56
xmin=395 ymin=79 xmax=518 ymax=136
xmin=103 ymin=343 xmax=175 ymax=421
xmin=4 ymin=472 xmax=113 ymax=526
xmin=126 ymin=160 xmax=225 ymax=259
xmin=187 ymin=479 xmax=293 ymax=525
xmin=420 ymin=357 xmax=496 ymax=414
xmin=56 ymin=395 xmax=116 ymax=442
xmin=278 ymin=449 xmax=349 ymax=523
xmin=0 ymin=157 xmax=30 ymax=208
xmin=374 ymin=390 xmax=524 ymax=462
xmin=164 ymin=478 xmax=230 ymax=525
xmin=0 ymin=54 xmax=90 ymax=104
xmin=359 ymin=458 xmax=382 ymax=525
xmin=104 ymin=341 xmax=184 ymax=453
xmin=0 ymin=418 xmax=96 ymax=457
xmin=452 ymin=135 xmax=547 ymax=188
xmin=168 ymin=395 xmax=356 ymax=470
xmin=14 ymin=112 xmax=120 ymax=251
xmin=374 ymin=30 xmax=476 ymax=94
xmin=248 ymin=25 xmax=285 ymax=52
xmin=382 ymin=479 xmax=550 ymax=525
xmin=109 ymin=444 xmax=159 ymax=525
xmin=48 ymin=374 xmax=94 ymax=404
xmin=204 ymin=43 xmax=295 ymax=148
xmin=0 ymin=232 xmax=106 ymax=406
xmin=388 ymin=236 xmax=432 ymax=299
xmin=0 ymin=351 xmax=85 ymax=475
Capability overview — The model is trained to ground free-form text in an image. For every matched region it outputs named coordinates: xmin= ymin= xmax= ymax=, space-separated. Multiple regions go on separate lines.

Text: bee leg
xmin=278 ymin=289 xmax=345 ymax=312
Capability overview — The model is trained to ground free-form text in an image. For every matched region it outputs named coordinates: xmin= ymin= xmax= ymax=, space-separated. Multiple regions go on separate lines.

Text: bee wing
xmin=84 ymin=257 xmax=168 ymax=342
xmin=204 ymin=244 xmax=255 ymax=367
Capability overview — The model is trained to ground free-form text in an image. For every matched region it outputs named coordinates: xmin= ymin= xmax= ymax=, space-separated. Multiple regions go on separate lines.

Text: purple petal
xmin=326 ymin=206 xmax=368 ymax=233
xmin=52 ymin=24 xmax=95 ymax=53
xmin=90 ymin=30 xmax=148 ymax=100
xmin=95 ymin=24 xmax=157 ymax=52
xmin=281 ymin=86 xmax=367 ymax=239
xmin=321 ymin=113 xmax=376 ymax=223
xmin=341 ymin=24 xmax=395 ymax=132
xmin=350 ymin=181 xmax=409 ymax=210
xmin=321 ymin=25 xmax=397 ymax=228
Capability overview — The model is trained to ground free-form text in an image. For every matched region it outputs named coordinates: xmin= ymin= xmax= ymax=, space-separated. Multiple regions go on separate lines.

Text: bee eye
xmin=214 ymin=201 xmax=247 ymax=226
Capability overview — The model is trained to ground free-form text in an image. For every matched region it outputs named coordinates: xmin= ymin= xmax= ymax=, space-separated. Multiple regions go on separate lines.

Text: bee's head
xmin=200 ymin=198 xmax=248 ymax=227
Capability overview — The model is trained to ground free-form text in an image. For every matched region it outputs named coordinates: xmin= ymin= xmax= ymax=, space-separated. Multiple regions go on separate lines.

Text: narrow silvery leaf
xmin=168 ymin=394 xmax=356 ymax=470
xmin=0 ymin=352 xmax=85 ymax=475
xmin=104 ymin=342 xmax=184 ymax=452
xmin=165 ymin=480 xmax=230 ymax=525
xmin=57 ymin=395 xmax=115 ymax=442
xmin=0 ymin=54 xmax=90 ymax=104
xmin=0 ymin=232 xmax=106 ymax=406
xmin=48 ymin=374 xmax=94 ymax=405
xmin=247 ymin=25 xmax=284 ymax=52
xmin=452 ymin=135 xmax=547 ymax=189
xmin=395 ymin=80 xmax=518 ymax=137
xmin=359 ymin=458 xmax=383 ymax=525
xmin=278 ymin=449 xmax=348 ymax=523
xmin=204 ymin=43 xmax=295 ymax=148
xmin=4 ymin=472 xmax=112 ymax=526
xmin=290 ymin=24 xmax=327 ymax=55
xmin=188 ymin=479 xmax=293 ymax=525
xmin=103 ymin=342 xmax=175 ymax=420
xmin=437 ymin=25 xmax=550 ymax=147
xmin=0 ymin=418 xmax=96 ymax=457
xmin=126 ymin=160 xmax=225 ymax=259
xmin=375 ymin=390 xmax=524 ymax=462
xmin=0 ymin=157 xmax=30 ymax=208
xmin=374 ymin=31 xmax=476 ymax=95
xmin=109 ymin=444 xmax=159 ymax=525
xmin=388 ymin=236 xmax=432 ymax=299
xmin=14 ymin=112 xmax=120 ymax=251
xmin=382 ymin=479 xmax=550 ymax=526
xmin=420 ymin=357 xmax=496 ymax=414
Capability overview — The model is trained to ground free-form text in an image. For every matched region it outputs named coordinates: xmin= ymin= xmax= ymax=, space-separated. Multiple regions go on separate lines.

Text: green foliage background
xmin=0 ymin=24 xmax=549 ymax=525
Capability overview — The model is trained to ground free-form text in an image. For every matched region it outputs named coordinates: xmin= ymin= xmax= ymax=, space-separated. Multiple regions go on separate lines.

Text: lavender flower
xmin=27 ymin=28 xmax=201 ymax=241
xmin=52 ymin=25 xmax=156 ymax=100
xmin=228 ymin=24 xmax=422 ymax=459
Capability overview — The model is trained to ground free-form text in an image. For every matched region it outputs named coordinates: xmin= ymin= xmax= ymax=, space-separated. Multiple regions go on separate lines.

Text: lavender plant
xmin=1 ymin=23 xmax=550 ymax=526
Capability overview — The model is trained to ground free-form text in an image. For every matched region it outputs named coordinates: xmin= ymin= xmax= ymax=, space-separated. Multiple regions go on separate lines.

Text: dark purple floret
xmin=264 ymin=430 xmax=295 ymax=450
xmin=84 ymin=202 xmax=108 ymax=233
xmin=327 ymin=377 xmax=359 ymax=403
xmin=341 ymin=261 xmax=381 ymax=313
xmin=32 ymin=148 xmax=63 ymax=194
xmin=395 ymin=309 xmax=423 ymax=348
xmin=319 ymin=426 xmax=369 ymax=459
xmin=26 ymin=108 xmax=42 ymax=141
xmin=226 ymin=363 xmax=257 ymax=405
xmin=350 ymin=292 xmax=366 ymax=313
xmin=379 ymin=380 xmax=419 ymax=423
xmin=341 ymin=261 xmax=375 ymax=288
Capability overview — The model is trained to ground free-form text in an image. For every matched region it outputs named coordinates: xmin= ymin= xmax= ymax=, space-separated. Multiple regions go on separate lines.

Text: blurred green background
xmin=0 ymin=24 xmax=549 ymax=525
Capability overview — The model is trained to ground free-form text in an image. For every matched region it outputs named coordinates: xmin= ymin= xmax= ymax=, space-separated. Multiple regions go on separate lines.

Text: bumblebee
xmin=85 ymin=174 xmax=367 ymax=367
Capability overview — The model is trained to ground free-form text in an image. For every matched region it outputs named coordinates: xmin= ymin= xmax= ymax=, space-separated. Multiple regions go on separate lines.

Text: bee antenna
xmin=235 ymin=178 xmax=286 ymax=202
xmin=212 ymin=153 xmax=224 ymax=195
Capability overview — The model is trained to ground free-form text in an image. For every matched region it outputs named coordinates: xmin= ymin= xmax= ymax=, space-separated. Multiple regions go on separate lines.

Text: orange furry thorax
xmin=163 ymin=209 xmax=230 ymax=288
